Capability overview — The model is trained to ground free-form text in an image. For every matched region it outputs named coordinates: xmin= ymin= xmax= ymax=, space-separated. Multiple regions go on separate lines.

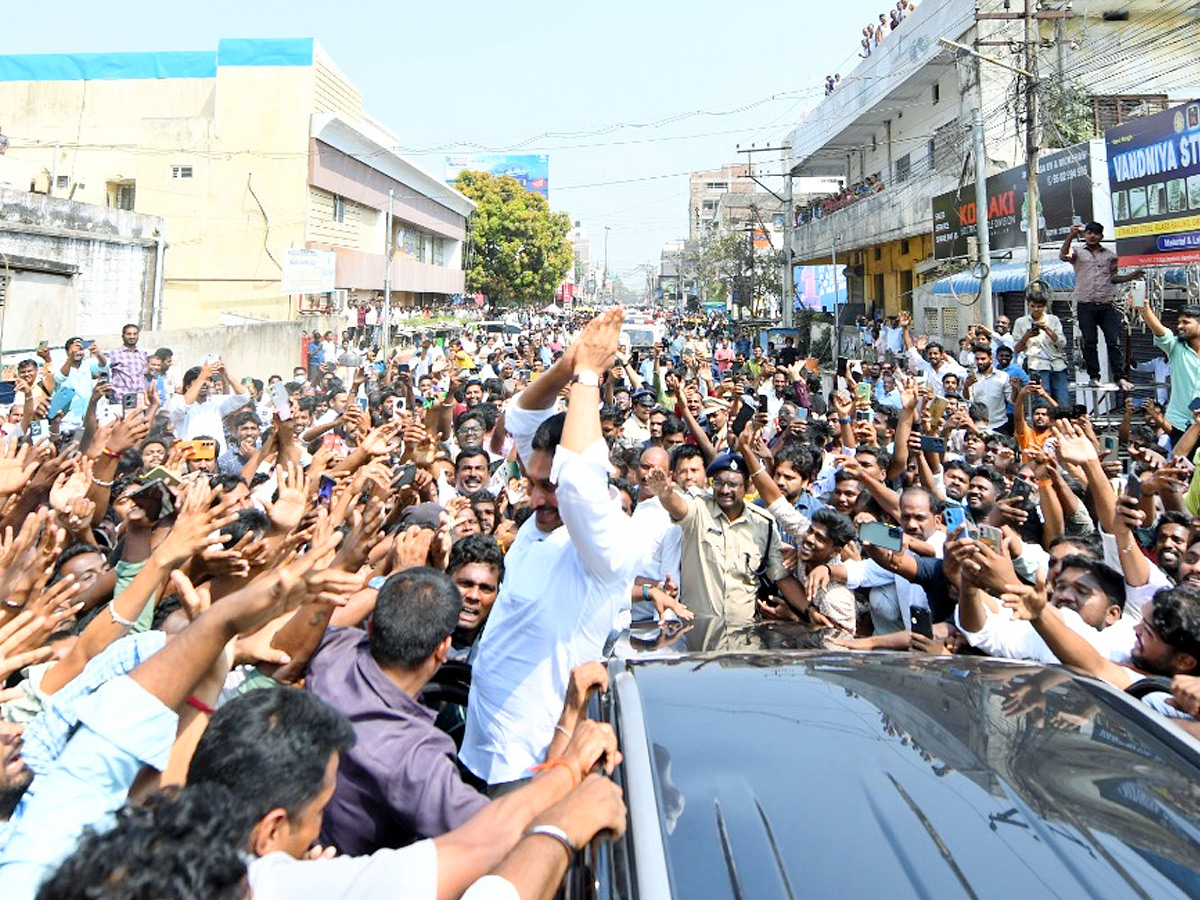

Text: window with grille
xmin=55 ymin=175 xmax=69 ymax=190
xmin=332 ymin=195 xmax=346 ymax=223
xmin=171 ymin=166 xmax=193 ymax=179
xmin=924 ymin=307 xmax=939 ymax=337
xmin=115 ymin=182 xmax=136 ymax=210
xmin=931 ymin=121 xmax=965 ymax=176
xmin=895 ymin=153 xmax=911 ymax=183
xmin=941 ymin=306 xmax=960 ymax=344
xmin=0 ymin=273 xmax=7 ymax=310
xmin=1091 ymin=95 xmax=1168 ymax=136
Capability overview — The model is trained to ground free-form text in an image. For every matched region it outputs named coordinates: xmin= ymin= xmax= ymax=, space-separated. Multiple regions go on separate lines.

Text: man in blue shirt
xmin=996 ymin=345 xmax=1030 ymax=420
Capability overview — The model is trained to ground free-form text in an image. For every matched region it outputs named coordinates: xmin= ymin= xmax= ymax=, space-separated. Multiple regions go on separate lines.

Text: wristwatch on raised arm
xmin=572 ymin=370 xmax=601 ymax=388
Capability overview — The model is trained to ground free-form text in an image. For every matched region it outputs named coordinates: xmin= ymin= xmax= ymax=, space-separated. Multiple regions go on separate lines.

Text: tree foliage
xmin=1040 ymin=80 xmax=1095 ymax=148
xmin=454 ymin=171 xmax=573 ymax=307
xmin=681 ymin=228 xmax=782 ymax=314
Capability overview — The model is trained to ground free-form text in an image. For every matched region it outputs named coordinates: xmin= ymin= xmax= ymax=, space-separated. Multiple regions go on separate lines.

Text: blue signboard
xmin=1106 ymin=100 xmax=1200 ymax=266
xmin=446 ymin=154 xmax=550 ymax=199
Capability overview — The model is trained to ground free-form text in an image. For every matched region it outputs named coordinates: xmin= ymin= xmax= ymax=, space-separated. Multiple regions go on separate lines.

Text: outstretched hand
xmin=572 ymin=307 xmax=625 ymax=376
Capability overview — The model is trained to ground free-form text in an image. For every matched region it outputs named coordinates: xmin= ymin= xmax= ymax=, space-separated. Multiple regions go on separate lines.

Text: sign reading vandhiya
xmin=932 ymin=143 xmax=1093 ymax=261
xmin=1106 ymin=100 xmax=1200 ymax=266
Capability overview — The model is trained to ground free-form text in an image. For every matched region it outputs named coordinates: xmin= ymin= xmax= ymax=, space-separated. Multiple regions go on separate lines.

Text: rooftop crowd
xmin=0 ymin=281 xmax=1199 ymax=896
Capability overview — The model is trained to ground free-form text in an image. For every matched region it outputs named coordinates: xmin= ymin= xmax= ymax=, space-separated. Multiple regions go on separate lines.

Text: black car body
xmin=568 ymin=647 xmax=1200 ymax=900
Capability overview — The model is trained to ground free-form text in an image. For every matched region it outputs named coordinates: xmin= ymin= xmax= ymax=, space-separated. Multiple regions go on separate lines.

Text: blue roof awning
xmin=930 ymin=260 xmax=1074 ymax=295
xmin=930 ymin=260 xmax=1193 ymax=296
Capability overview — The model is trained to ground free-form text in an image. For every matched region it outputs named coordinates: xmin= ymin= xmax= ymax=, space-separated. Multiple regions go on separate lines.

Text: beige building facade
xmin=0 ymin=38 xmax=473 ymax=330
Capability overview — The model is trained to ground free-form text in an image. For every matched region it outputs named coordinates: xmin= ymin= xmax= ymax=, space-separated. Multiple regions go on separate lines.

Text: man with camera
xmin=1012 ymin=291 xmax=1070 ymax=407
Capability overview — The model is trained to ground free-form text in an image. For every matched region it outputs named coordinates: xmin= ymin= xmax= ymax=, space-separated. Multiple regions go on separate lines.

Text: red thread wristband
xmin=185 ymin=695 xmax=215 ymax=716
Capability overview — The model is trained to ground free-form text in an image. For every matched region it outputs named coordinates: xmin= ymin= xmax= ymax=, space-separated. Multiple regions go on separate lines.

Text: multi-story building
xmin=689 ymin=164 xmax=755 ymax=242
xmin=0 ymin=38 xmax=473 ymax=330
xmin=784 ymin=0 xmax=1200 ymax=339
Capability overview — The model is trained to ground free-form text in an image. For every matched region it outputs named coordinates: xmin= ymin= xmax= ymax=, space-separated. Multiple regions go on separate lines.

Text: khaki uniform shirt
xmin=675 ymin=491 xmax=789 ymax=625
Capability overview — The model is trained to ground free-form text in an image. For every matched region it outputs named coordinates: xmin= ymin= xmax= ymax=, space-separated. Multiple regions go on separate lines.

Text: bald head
xmin=637 ymin=446 xmax=670 ymax=495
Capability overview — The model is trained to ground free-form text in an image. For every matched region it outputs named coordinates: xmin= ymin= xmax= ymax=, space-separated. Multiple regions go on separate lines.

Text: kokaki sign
xmin=956 ymin=190 xmax=1016 ymax=226
xmin=932 ymin=142 xmax=1093 ymax=261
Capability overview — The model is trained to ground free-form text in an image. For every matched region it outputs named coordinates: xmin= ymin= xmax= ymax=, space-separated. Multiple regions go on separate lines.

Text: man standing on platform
xmin=1060 ymin=222 xmax=1143 ymax=390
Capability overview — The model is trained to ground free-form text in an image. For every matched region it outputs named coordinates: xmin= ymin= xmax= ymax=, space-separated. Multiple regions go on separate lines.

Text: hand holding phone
xmin=909 ymin=606 xmax=934 ymax=639
xmin=860 ymin=521 xmax=904 ymax=552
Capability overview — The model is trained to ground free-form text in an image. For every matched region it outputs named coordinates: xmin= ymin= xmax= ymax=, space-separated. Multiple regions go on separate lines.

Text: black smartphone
xmin=395 ymin=463 xmax=417 ymax=488
xmin=758 ymin=391 xmax=772 ymax=411
xmin=856 ymin=409 xmax=873 ymax=421
xmin=910 ymin=606 xmax=934 ymax=639
xmin=919 ymin=435 xmax=946 ymax=454
xmin=129 ymin=480 xmax=175 ymax=523
xmin=729 ymin=397 xmax=757 ymax=439
xmin=0 ymin=381 xmax=15 ymax=405
xmin=317 ymin=474 xmax=336 ymax=507
xmin=1125 ymin=473 xmax=1143 ymax=500
xmin=1008 ymin=478 xmax=1034 ymax=501
xmin=1189 ymin=397 xmax=1200 ymax=413
xmin=398 ymin=363 xmax=411 ymax=374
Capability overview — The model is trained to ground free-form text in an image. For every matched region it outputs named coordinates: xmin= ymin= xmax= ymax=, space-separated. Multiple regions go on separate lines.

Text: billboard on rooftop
xmin=445 ymin=154 xmax=549 ymax=199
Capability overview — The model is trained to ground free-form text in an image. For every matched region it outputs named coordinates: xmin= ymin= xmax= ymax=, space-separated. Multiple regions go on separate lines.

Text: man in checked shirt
xmin=106 ymin=323 xmax=149 ymax=399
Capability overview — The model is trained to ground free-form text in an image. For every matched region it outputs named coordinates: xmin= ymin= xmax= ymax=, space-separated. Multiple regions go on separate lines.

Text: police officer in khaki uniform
xmin=642 ymin=453 xmax=815 ymax=627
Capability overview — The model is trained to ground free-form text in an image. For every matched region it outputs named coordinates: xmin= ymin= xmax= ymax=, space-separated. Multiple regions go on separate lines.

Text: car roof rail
xmin=612 ymin=667 xmax=672 ymax=899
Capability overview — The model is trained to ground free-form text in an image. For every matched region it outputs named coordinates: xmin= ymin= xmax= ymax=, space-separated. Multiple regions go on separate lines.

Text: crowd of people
xmin=860 ymin=1 xmax=918 ymax=58
xmin=795 ymin=175 xmax=885 ymax=226
xmin=1 ymin=285 xmax=1200 ymax=896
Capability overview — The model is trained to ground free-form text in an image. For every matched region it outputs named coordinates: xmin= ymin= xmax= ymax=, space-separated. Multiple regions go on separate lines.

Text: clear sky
xmin=1 ymin=0 xmax=888 ymax=281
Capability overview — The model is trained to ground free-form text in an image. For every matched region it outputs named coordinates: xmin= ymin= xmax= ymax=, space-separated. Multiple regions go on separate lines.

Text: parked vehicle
xmin=564 ymin=640 xmax=1200 ymax=900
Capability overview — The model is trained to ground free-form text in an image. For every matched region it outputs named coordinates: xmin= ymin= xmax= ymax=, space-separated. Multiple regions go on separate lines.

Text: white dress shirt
xmin=956 ymin=604 xmax=1135 ymax=665
xmin=461 ymin=399 xmax=641 ymax=785
xmin=630 ymin=496 xmax=682 ymax=586
xmin=167 ymin=392 xmax=251 ymax=453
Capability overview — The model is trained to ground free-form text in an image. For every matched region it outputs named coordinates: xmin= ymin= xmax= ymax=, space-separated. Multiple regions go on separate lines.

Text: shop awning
xmin=930 ymin=260 xmax=1194 ymax=296
xmin=930 ymin=260 xmax=1075 ymax=296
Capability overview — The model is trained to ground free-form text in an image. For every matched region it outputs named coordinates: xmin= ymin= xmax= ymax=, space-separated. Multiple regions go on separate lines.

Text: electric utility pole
xmin=736 ymin=143 xmax=794 ymax=326
xmin=1023 ymin=0 xmax=1040 ymax=285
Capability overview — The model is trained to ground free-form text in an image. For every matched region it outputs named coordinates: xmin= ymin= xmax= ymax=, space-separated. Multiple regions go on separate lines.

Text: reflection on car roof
xmin=621 ymin=652 xmax=1200 ymax=900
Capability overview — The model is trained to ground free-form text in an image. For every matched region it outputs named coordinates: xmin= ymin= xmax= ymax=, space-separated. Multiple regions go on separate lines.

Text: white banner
xmin=282 ymin=249 xmax=336 ymax=295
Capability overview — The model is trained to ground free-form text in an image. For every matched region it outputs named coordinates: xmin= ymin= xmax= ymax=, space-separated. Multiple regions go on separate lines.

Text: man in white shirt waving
xmin=462 ymin=307 xmax=642 ymax=788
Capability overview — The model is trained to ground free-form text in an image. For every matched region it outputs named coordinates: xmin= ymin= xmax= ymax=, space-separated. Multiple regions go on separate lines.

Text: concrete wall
xmin=90 ymin=319 xmax=317 ymax=382
xmin=0 ymin=188 xmax=162 ymax=347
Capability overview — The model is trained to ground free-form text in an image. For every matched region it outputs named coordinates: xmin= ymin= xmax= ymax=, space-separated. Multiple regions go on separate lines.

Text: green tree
xmin=682 ymin=228 xmax=781 ymax=314
xmin=454 ymin=171 xmax=574 ymax=308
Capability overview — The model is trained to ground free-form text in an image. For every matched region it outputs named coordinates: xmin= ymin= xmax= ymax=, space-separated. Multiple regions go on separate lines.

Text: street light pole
xmin=972 ymin=108 xmax=994 ymax=329
xmin=781 ymin=143 xmax=794 ymax=328
xmin=383 ymin=189 xmax=393 ymax=351
xmin=1023 ymin=0 xmax=1041 ymax=285
xmin=603 ymin=226 xmax=610 ymax=304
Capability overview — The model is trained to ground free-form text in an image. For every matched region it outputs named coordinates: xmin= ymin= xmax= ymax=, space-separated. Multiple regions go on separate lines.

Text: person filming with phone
xmin=1012 ymin=290 xmax=1070 ymax=408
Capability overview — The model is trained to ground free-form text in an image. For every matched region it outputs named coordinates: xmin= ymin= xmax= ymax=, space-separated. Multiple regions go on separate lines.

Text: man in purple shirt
xmin=107 ymin=323 xmax=149 ymax=398
xmin=304 ymin=567 xmax=488 ymax=855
